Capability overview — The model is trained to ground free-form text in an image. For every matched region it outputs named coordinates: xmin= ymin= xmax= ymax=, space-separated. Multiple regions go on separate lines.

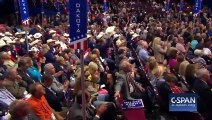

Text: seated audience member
xmin=192 ymin=49 xmax=206 ymax=68
xmin=193 ymin=68 xmax=212 ymax=109
xmin=9 ymin=100 xmax=39 ymax=120
xmin=167 ymin=47 xmax=178 ymax=69
xmin=3 ymin=68 xmax=27 ymax=99
xmin=178 ymin=61 xmax=189 ymax=78
xmin=17 ymin=57 xmax=35 ymax=87
xmin=0 ymin=73 xmax=16 ymax=119
xmin=44 ymin=63 xmax=69 ymax=93
xmin=185 ymin=64 xmax=198 ymax=88
xmin=27 ymin=83 xmax=64 ymax=120
xmin=53 ymin=56 xmax=67 ymax=83
xmin=28 ymin=51 xmax=42 ymax=82
xmin=67 ymin=90 xmax=108 ymax=120
xmin=174 ymin=54 xmax=185 ymax=72
xmin=0 ymin=53 xmax=7 ymax=75
xmin=1 ymin=53 xmax=16 ymax=68
xmin=152 ymin=37 xmax=167 ymax=64
xmin=42 ymin=74 xmax=65 ymax=112
xmin=138 ymin=40 xmax=150 ymax=63
xmin=165 ymin=74 xmax=184 ymax=94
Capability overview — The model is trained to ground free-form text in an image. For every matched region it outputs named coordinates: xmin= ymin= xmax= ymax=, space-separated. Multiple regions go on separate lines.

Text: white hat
xmin=54 ymin=41 xmax=61 ymax=46
xmin=0 ymin=40 xmax=7 ymax=48
xmin=131 ymin=33 xmax=140 ymax=40
xmin=49 ymin=30 xmax=56 ymax=34
xmin=30 ymin=39 xmax=41 ymax=46
xmin=130 ymin=31 xmax=135 ymax=35
xmin=114 ymin=34 xmax=121 ymax=39
xmin=0 ymin=33 xmax=5 ymax=37
xmin=20 ymin=31 xmax=26 ymax=35
xmin=33 ymin=33 xmax=42 ymax=39
xmin=63 ymin=33 xmax=69 ymax=37
xmin=15 ymin=32 xmax=23 ymax=36
xmin=36 ymin=25 xmax=42 ymax=29
xmin=4 ymin=32 xmax=12 ymax=36
xmin=47 ymin=39 xmax=56 ymax=44
xmin=87 ymin=34 xmax=92 ymax=38
xmin=106 ymin=26 xmax=116 ymax=34
xmin=29 ymin=47 xmax=39 ymax=52
xmin=2 ymin=36 xmax=12 ymax=42
xmin=20 ymin=38 xmax=25 ymax=43
xmin=96 ymin=32 xmax=104 ymax=39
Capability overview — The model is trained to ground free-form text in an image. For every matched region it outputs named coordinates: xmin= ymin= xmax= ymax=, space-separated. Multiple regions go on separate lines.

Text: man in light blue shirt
xmin=138 ymin=41 xmax=150 ymax=63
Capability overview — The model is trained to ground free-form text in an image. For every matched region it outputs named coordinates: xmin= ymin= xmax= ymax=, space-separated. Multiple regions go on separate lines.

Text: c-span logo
xmin=169 ymin=93 xmax=198 ymax=112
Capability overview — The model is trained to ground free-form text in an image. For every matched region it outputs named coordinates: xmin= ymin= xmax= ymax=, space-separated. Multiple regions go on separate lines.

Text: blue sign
xmin=166 ymin=0 xmax=171 ymax=12
xmin=18 ymin=0 xmax=29 ymax=23
xmin=69 ymin=0 xmax=87 ymax=42
xmin=169 ymin=93 xmax=198 ymax=112
xmin=104 ymin=0 xmax=107 ymax=13
xmin=193 ymin=0 xmax=202 ymax=15
xmin=122 ymin=99 xmax=144 ymax=110
xmin=179 ymin=0 xmax=184 ymax=12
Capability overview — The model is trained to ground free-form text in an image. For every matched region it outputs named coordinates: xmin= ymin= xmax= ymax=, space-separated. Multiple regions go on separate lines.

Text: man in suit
xmin=43 ymin=63 xmax=69 ymax=93
xmin=114 ymin=60 xmax=145 ymax=100
xmin=3 ymin=68 xmax=27 ymax=99
xmin=67 ymin=90 xmax=108 ymax=120
xmin=42 ymin=74 xmax=65 ymax=112
xmin=193 ymin=68 xmax=212 ymax=116
xmin=17 ymin=57 xmax=35 ymax=89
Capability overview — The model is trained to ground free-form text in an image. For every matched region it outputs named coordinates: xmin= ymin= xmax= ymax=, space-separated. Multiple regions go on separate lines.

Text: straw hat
xmin=0 ymin=40 xmax=8 ymax=48
xmin=63 ymin=33 xmax=69 ymax=37
xmin=33 ymin=33 xmax=42 ymax=39
xmin=2 ymin=36 xmax=15 ymax=44
xmin=29 ymin=47 xmax=39 ymax=52
xmin=54 ymin=41 xmax=61 ymax=46
xmin=131 ymin=33 xmax=140 ymax=40
xmin=30 ymin=39 xmax=41 ymax=46
xmin=47 ymin=39 xmax=56 ymax=44
xmin=4 ymin=32 xmax=12 ymax=36
xmin=0 ymin=33 xmax=5 ymax=37
xmin=49 ymin=30 xmax=56 ymax=34
xmin=96 ymin=32 xmax=104 ymax=39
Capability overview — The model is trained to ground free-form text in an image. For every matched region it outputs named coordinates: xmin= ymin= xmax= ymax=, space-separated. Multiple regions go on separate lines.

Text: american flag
xmin=69 ymin=0 xmax=88 ymax=51
xmin=22 ymin=18 xmax=31 ymax=25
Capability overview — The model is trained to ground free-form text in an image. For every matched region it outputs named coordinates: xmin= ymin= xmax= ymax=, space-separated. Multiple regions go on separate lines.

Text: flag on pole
xmin=193 ymin=0 xmax=202 ymax=16
xmin=104 ymin=0 xmax=108 ymax=13
xmin=87 ymin=0 xmax=90 ymax=13
xmin=179 ymin=0 xmax=184 ymax=12
xmin=165 ymin=0 xmax=171 ymax=13
xmin=69 ymin=0 xmax=88 ymax=51
xmin=18 ymin=0 xmax=30 ymax=25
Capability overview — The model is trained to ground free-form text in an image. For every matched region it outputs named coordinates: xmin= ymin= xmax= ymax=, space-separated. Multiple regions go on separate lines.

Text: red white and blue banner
xmin=69 ymin=0 xmax=88 ymax=50
xmin=193 ymin=0 xmax=202 ymax=16
xmin=18 ymin=0 xmax=30 ymax=25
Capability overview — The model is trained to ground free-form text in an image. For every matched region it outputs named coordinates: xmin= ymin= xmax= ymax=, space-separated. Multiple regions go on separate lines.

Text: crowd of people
xmin=0 ymin=0 xmax=212 ymax=120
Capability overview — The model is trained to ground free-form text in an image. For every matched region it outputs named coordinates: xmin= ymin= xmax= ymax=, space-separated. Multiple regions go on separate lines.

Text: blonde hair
xmin=41 ymin=44 xmax=50 ymax=55
xmin=152 ymin=37 xmax=161 ymax=50
xmin=179 ymin=61 xmax=190 ymax=77
xmin=88 ymin=62 xmax=99 ymax=74
xmin=89 ymin=54 xmax=98 ymax=62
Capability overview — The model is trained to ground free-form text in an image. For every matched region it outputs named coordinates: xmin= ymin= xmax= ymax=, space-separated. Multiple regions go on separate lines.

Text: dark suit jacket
xmin=193 ymin=79 xmax=212 ymax=111
xmin=44 ymin=50 xmax=56 ymax=64
xmin=44 ymin=87 xmax=65 ymax=112
xmin=17 ymin=68 xmax=35 ymax=87
xmin=67 ymin=103 xmax=99 ymax=120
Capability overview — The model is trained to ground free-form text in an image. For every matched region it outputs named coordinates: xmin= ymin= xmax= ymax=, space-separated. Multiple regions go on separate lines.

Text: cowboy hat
xmin=30 ymin=39 xmax=41 ymax=46
xmin=33 ymin=33 xmax=42 ymax=39
xmin=63 ymin=33 xmax=69 ymax=37
xmin=4 ymin=32 xmax=12 ymax=36
xmin=131 ymin=33 xmax=140 ymax=40
xmin=96 ymin=32 xmax=104 ymax=39
xmin=0 ymin=40 xmax=8 ymax=48
xmin=49 ymin=30 xmax=56 ymax=34
xmin=47 ymin=39 xmax=56 ymax=44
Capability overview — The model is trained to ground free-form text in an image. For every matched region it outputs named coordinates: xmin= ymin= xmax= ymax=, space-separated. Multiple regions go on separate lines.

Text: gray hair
xmin=43 ymin=63 xmax=53 ymax=73
xmin=196 ymin=68 xmax=209 ymax=78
